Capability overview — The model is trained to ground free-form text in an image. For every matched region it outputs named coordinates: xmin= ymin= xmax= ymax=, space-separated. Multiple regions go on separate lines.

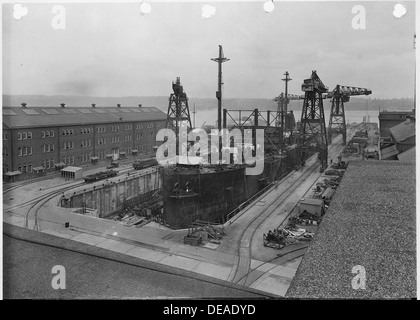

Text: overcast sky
xmin=2 ymin=1 xmax=416 ymax=99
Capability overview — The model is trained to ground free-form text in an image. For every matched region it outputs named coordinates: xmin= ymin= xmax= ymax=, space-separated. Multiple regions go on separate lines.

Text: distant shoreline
xmin=2 ymin=94 xmax=414 ymax=112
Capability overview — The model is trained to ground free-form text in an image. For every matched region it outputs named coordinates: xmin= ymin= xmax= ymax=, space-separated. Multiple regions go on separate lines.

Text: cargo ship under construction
xmin=160 ymin=46 xmax=371 ymax=229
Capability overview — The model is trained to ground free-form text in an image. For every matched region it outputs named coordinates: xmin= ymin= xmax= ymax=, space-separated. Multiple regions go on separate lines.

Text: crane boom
xmin=327 ymin=84 xmax=372 ymax=145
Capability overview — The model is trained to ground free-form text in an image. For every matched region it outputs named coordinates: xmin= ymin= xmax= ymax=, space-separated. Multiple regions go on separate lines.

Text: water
xmin=192 ymin=108 xmax=380 ymax=129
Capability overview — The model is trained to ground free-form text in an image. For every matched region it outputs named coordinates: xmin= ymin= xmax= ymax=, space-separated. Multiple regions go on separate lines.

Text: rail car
xmin=133 ymin=158 xmax=158 ymax=170
xmin=84 ymin=170 xmax=118 ymax=183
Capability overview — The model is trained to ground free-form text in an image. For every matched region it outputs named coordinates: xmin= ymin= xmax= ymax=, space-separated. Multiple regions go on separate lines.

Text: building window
xmin=46 ymin=159 xmax=50 ymax=170
xmin=29 ymin=146 xmax=32 ymax=155
xmin=22 ymin=165 xmax=27 ymax=174
xmin=28 ymin=132 xmax=32 ymax=139
xmin=17 ymin=133 xmax=22 ymax=140
xmin=18 ymin=147 xmax=22 ymax=157
xmin=18 ymin=165 xmax=22 ymax=172
xmin=28 ymin=163 xmax=32 ymax=173
xmin=42 ymin=131 xmax=45 ymax=138
xmin=71 ymin=156 xmax=74 ymax=165
xmin=46 ymin=130 xmax=50 ymax=138
xmin=51 ymin=144 xmax=54 ymax=152
xmin=51 ymin=130 xmax=54 ymax=137
xmin=3 ymin=132 xmax=7 ymax=140
xmin=22 ymin=132 xmax=27 ymax=140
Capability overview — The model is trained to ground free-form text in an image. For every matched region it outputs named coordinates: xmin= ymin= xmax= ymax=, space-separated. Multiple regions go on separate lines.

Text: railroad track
xmin=230 ymin=136 xmax=345 ymax=287
xmin=233 ymin=245 xmax=309 ymax=287
xmin=5 ymin=181 xmax=84 ymax=212
xmin=22 ymin=183 xmax=84 ymax=230
xmin=230 ymin=156 xmax=320 ymax=285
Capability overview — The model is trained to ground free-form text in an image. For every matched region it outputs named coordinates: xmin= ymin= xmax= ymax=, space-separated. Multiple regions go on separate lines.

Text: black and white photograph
xmin=1 ymin=0 xmax=417 ymax=302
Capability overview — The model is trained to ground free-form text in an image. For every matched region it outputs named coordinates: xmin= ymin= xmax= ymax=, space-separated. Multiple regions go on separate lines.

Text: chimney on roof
xmin=91 ymin=103 xmax=96 ymax=108
xmin=117 ymin=104 xmax=121 ymax=108
xmin=60 ymin=103 xmax=65 ymax=108
xmin=138 ymin=104 xmax=142 ymax=108
xmin=21 ymin=103 xmax=27 ymax=108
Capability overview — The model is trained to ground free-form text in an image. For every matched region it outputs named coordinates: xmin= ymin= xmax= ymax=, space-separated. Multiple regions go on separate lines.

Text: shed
xmin=298 ymin=198 xmax=325 ymax=217
xmin=61 ymin=166 xmax=83 ymax=180
xmin=4 ymin=171 xmax=21 ymax=182
xmin=381 ymin=144 xmax=399 ymax=160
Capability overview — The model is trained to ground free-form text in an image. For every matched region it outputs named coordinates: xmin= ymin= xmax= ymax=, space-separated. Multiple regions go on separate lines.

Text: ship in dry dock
xmin=160 ymin=46 xmax=312 ymax=229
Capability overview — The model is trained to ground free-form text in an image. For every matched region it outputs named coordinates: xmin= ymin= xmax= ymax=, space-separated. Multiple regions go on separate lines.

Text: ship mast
xmin=281 ymin=71 xmax=292 ymax=142
xmin=211 ymin=45 xmax=230 ymax=161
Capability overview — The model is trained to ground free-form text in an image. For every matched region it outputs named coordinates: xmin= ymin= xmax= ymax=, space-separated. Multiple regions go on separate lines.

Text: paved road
xmin=3 ymin=224 xmax=274 ymax=299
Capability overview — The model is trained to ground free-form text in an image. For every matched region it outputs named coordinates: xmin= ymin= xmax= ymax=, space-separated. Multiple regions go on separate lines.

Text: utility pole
xmin=211 ymin=45 xmax=230 ymax=162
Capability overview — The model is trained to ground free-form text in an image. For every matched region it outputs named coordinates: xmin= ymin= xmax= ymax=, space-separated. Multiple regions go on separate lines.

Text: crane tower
xmin=299 ymin=70 xmax=329 ymax=172
xmin=327 ymin=85 xmax=372 ymax=144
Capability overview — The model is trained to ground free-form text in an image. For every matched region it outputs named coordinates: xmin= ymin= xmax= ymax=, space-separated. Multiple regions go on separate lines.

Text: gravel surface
xmin=3 ymin=223 xmax=274 ymax=299
xmin=286 ymin=161 xmax=416 ymax=299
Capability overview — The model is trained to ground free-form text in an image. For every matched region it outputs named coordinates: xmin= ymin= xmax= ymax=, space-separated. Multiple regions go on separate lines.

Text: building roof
xmin=300 ymin=198 xmax=324 ymax=206
xmin=287 ymin=161 xmax=416 ymax=299
xmin=389 ymin=119 xmax=415 ymax=143
xmin=397 ymin=146 xmax=415 ymax=162
xmin=62 ymin=166 xmax=83 ymax=173
xmin=378 ymin=110 xmax=413 ymax=120
xmin=2 ymin=106 xmax=166 ymax=129
xmin=380 ymin=144 xmax=399 ymax=159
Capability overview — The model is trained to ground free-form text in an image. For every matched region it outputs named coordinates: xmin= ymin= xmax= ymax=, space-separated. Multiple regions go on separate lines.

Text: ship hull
xmin=162 ymin=146 xmax=304 ymax=229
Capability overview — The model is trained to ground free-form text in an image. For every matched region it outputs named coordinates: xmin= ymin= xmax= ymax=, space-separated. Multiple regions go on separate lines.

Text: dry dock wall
xmin=61 ymin=169 xmax=161 ymax=218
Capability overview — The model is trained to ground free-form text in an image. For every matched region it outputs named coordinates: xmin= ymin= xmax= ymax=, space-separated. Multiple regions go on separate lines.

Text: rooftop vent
xmin=117 ymin=104 xmax=121 ymax=108
xmin=91 ymin=103 xmax=96 ymax=108
xmin=60 ymin=103 xmax=65 ymax=108
xmin=138 ymin=104 xmax=142 ymax=108
xmin=21 ymin=103 xmax=27 ymax=108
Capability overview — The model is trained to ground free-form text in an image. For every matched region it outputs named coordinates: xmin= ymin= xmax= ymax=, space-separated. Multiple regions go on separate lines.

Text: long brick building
xmin=2 ymin=103 xmax=166 ymax=181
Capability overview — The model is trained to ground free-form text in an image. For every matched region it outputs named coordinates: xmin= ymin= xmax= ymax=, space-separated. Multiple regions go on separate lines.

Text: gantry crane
xmin=166 ymin=77 xmax=192 ymax=155
xmin=299 ymin=70 xmax=329 ymax=172
xmin=326 ymin=85 xmax=372 ymax=145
